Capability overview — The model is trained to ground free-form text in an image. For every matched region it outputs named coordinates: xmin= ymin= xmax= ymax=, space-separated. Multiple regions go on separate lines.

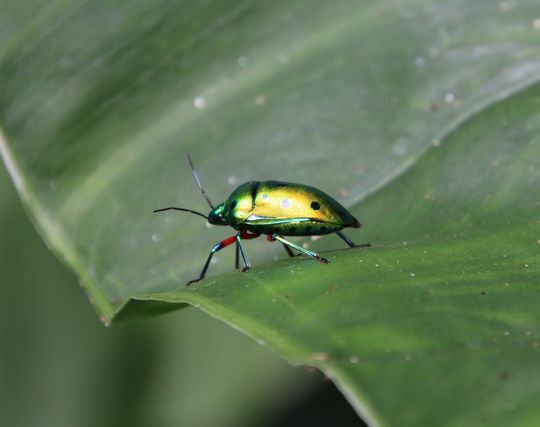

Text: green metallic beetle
xmin=155 ymin=155 xmax=369 ymax=286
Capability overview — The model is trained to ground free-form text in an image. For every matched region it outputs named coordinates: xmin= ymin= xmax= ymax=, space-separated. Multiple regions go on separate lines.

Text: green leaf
xmin=0 ymin=165 xmax=317 ymax=427
xmin=140 ymin=82 xmax=540 ymax=426
xmin=2 ymin=1 xmax=540 ymax=426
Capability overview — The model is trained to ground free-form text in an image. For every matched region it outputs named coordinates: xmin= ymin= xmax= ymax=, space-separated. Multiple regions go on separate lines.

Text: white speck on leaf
xmin=444 ymin=93 xmax=455 ymax=103
xmin=194 ymin=96 xmax=206 ymax=109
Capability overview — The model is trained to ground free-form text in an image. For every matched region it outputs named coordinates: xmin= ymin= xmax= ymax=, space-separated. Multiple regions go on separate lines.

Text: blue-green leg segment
xmin=235 ymin=234 xmax=250 ymax=272
xmin=271 ymin=234 xmax=328 ymax=264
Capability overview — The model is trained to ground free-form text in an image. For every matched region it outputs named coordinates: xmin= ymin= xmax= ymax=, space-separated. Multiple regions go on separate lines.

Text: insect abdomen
xmin=253 ymin=181 xmax=358 ymax=224
xmin=223 ymin=180 xmax=360 ymax=234
xmin=243 ymin=219 xmax=343 ymax=236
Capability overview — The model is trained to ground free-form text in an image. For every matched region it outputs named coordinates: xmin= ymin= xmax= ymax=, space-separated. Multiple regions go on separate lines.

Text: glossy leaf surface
xmin=1 ymin=1 xmax=540 ymax=426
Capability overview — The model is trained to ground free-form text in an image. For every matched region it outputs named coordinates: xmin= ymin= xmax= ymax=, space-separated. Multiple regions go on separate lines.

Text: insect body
xmin=155 ymin=156 xmax=369 ymax=286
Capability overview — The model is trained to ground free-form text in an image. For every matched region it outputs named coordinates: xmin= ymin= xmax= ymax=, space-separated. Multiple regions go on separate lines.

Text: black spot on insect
xmin=231 ymin=200 xmax=237 ymax=209
xmin=311 ymin=201 xmax=321 ymax=210
xmin=251 ymin=182 xmax=260 ymax=208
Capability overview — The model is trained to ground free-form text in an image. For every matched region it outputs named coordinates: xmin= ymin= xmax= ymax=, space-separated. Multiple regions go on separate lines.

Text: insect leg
xmin=336 ymin=231 xmax=371 ymax=248
xmin=282 ymin=244 xmax=295 ymax=257
xmin=236 ymin=234 xmax=250 ymax=272
xmin=271 ymin=234 xmax=328 ymax=264
xmin=265 ymin=234 xmax=296 ymax=257
xmin=236 ymin=231 xmax=260 ymax=272
xmin=187 ymin=236 xmax=237 ymax=286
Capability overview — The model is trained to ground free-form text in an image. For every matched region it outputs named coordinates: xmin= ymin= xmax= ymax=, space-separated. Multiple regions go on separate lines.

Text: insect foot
xmin=186 ymin=277 xmax=203 ymax=286
xmin=353 ymin=243 xmax=372 ymax=248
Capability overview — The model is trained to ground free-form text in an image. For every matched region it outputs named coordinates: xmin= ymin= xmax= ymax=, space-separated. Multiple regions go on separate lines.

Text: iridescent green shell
xmin=218 ymin=181 xmax=360 ymax=236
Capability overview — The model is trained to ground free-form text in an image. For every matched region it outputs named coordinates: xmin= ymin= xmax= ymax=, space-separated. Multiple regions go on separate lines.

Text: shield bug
xmin=155 ymin=155 xmax=370 ymax=285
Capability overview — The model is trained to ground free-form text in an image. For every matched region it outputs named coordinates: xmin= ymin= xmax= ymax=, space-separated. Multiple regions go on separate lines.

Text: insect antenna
xmin=153 ymin=207 xmax=208 ymax=220
xmin=187 ymin=154 xmax=215 ymax=210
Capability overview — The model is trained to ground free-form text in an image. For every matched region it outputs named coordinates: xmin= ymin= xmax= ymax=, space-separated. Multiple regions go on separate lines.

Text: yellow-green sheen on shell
xmin=220 ymin=181 xmax=360 ymax=236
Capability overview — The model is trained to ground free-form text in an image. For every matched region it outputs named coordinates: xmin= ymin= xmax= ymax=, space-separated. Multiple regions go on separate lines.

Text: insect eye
xmin=231 ymin=200 xmax=237 ymax=209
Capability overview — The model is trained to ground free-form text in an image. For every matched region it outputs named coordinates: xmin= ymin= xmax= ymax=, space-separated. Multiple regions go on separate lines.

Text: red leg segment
xmin=187 ymin=235 xmax=238 ymax=286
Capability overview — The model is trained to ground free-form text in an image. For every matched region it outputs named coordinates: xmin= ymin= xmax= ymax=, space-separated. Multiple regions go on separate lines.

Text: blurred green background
xmin=0 ymin=162 xmax=367 ymax=427
xmin=3 ymin=1 xmax=540 ymax=425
